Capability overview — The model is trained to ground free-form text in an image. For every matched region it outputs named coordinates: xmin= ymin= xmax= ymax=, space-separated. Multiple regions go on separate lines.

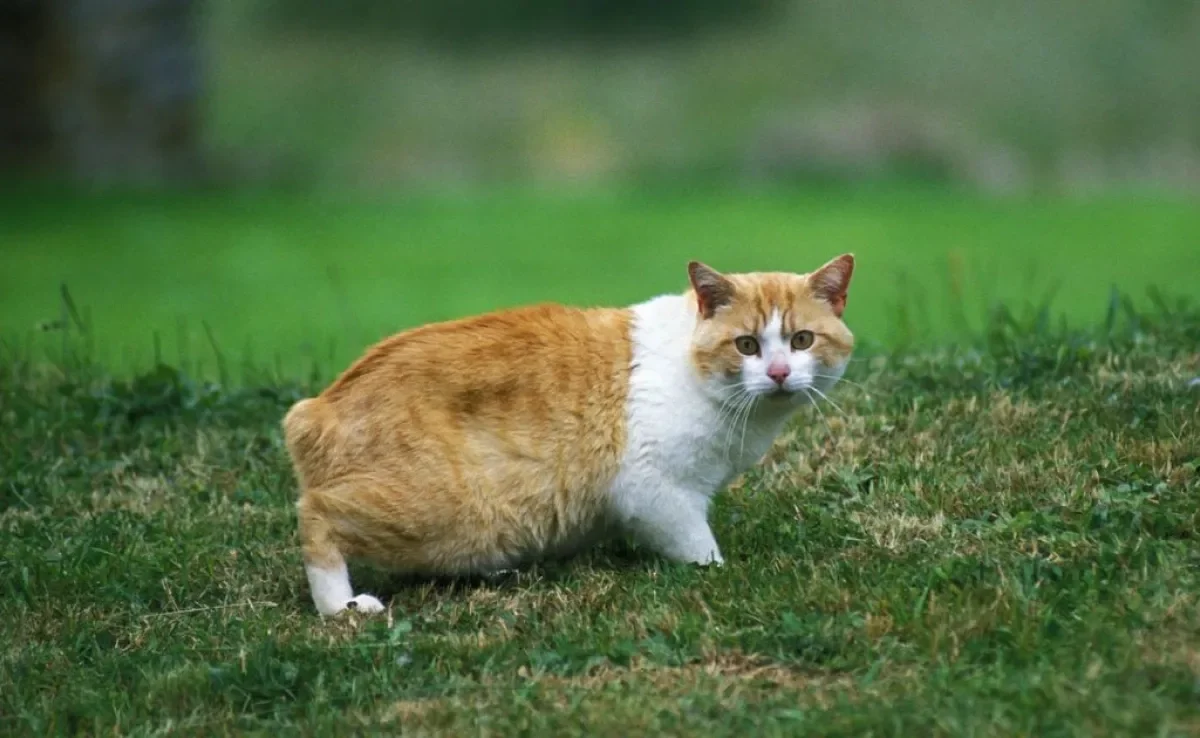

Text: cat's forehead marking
xmin=726 ymin=272 xmax=808 ymax=331
xmin=761 ymin=310 xmax=788 ymax=352
xmin=764 ymin=309 xmax=781 ymax=328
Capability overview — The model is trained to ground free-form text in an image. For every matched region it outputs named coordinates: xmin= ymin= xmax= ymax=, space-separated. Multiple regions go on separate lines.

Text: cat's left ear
xmin=688 ymin=261 xmax=735 ymax=319
xmin=809 ymin=254 xmax=855 ymax=317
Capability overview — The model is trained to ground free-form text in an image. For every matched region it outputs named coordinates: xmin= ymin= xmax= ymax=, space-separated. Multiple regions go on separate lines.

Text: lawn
xmin=2 ymin=186 xmax=1199 ymax=734
xmin=1 ymin=278 xmax=1198 ymax=734
xmin=2 ymin=186 xmax=1198 ymax=377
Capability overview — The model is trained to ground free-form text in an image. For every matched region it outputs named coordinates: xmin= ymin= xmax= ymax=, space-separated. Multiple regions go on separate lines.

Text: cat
xmin=283 ymin=254 xmax=855 ymax=615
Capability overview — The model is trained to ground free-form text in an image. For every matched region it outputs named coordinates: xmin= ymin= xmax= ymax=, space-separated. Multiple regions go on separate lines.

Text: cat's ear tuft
xmin=809 ymin=253 xmax=855 ymax=318
xmin=688 ymin=261 xmax=735 ymax=319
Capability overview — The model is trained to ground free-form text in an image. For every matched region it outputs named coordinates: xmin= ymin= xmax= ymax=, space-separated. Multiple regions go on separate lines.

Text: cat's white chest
xmin=609 ymin=295 xmax=790 ymax=509
xmin=627 ymin=383 xmax=777 ymax=492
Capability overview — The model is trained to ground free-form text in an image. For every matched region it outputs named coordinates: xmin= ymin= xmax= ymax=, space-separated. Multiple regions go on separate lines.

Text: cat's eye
xmin=791 ymin=330 xmax=815 ymax=351
xmin=734 ymin=336 xmax=760 ymax=356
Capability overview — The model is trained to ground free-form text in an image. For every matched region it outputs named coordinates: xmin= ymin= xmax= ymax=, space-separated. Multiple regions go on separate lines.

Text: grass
xmin=2 ymin=287 xmax=1198 ymax=734
xmin=3 ymin=186 xmax=1199 ymax=378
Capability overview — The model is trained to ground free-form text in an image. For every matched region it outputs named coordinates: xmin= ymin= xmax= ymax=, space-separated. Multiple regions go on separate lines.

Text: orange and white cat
xmin=283 ymin=255 xmax=855 ymax=615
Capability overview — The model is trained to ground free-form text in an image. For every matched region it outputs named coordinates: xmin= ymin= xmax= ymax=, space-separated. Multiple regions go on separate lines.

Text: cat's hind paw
xmin=344 ymin=594 xmax=386 ymax=615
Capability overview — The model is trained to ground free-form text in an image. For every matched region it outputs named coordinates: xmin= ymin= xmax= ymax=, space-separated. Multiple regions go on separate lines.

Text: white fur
xmin=607 ymin=295 xmax=844 ymax=565
xmin=306 ymin=561 xmax=385 ymax=616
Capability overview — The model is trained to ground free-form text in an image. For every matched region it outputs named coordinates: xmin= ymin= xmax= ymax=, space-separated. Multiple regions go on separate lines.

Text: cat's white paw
xmin=344 ymin=594 xmax=386 ymax=615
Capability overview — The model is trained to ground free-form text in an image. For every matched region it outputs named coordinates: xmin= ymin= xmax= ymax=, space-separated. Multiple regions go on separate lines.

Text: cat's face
xmin=687 ymin=255 xmax=855 ymax=406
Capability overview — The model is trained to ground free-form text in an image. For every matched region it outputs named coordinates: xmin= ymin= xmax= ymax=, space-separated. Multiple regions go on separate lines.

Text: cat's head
xmin=687 ymin=255 xmax=855 ymax=405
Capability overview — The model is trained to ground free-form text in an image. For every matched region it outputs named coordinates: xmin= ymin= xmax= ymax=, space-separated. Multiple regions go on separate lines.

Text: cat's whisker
xmin=717 ymin=404 xmax=743 ymax=449
xmin=803 ymin=387 xmax=833 ymax=433
xmin=723 ymin=393 xmax=754 ymax=460
xmin=734 ymin=396 xmax=753 ymax=458
xmin=713 ymin=392 xmax=746 ymax=420
xmin=725 ymin=392 xmax=758 ymax=461
xmin=737 ymin=396 xmax=760 ymax=459
xmin=814 ymin=374 xmax=870 ymax=391
xmin=715 ymin=382 xmax=746 ymax=403
xmin=807 ymin=385 xmax=847 ymax=418
xmin=715 ymin=391 xmax=751 ymax=458
xmin=714 ymin=388 xmax=749 ymax=428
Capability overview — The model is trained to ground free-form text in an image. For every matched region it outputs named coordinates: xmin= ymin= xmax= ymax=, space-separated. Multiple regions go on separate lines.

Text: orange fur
xmin=284 ymin=305 xmax=631 ymax=576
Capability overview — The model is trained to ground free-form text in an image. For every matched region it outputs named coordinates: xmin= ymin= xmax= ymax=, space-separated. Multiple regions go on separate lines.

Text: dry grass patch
xmin=850 ymin=510 xmax=948 ymax=552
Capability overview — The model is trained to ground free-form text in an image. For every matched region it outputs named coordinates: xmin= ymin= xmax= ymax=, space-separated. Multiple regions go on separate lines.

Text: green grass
xmin=2 ymin=291 xmax=1198 ymax=734
xmin=2 ymin=187 xmax=1199 ymax=378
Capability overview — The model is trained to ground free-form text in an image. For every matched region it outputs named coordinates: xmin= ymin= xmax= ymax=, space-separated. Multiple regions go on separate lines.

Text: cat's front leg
xmin=614 ymin=484 xmax=724 ymax=566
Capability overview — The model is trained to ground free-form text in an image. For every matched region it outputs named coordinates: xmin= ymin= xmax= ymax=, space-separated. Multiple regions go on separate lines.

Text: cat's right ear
xmin=688 ymin=261 xmax=735 ymax=319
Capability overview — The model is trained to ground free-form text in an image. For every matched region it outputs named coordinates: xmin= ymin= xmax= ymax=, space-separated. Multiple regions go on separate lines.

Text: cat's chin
xmin=755 ymin=387 xmax=805 ymax=405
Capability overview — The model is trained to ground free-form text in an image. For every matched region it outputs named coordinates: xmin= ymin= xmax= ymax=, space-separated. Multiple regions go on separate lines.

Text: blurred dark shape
xmin=0 ymin=0 xmax=203 ymax=186
xmin=257 ymin=0 xmax=780 ymax=44
xmin=0 ymin=0 xmax=50 ymax=171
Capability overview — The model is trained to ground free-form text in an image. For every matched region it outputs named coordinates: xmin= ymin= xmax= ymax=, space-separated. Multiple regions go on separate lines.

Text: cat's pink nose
xmin=767 ymin=364 xmax=790 ymax=385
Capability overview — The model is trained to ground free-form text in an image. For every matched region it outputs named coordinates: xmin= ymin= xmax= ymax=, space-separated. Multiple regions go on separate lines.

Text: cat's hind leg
xmin=297 ymin=489 xmax=386 ymax=616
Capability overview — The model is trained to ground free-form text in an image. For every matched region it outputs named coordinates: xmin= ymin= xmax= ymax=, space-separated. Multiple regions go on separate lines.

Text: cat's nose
xmin=767 ymin=364 xmax=790 ymax=385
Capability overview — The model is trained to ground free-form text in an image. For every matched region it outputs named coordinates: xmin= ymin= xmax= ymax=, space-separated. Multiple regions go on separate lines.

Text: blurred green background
xmin=2 ymin=0 xmax=1198 ymax=376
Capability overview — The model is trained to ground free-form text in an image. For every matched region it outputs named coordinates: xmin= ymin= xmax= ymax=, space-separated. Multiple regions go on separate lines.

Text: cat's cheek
xmin=738 ymin=357 xmax=768 ymax=392
xmin=785 ymin=352 xmax=818 ymax=386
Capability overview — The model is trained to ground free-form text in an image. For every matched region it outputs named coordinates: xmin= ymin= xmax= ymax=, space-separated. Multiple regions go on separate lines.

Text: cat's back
xmin=324 ymin=302 xmax=631 ymax=412
xmin=289 ymin=303 xmax=633 ymax=488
